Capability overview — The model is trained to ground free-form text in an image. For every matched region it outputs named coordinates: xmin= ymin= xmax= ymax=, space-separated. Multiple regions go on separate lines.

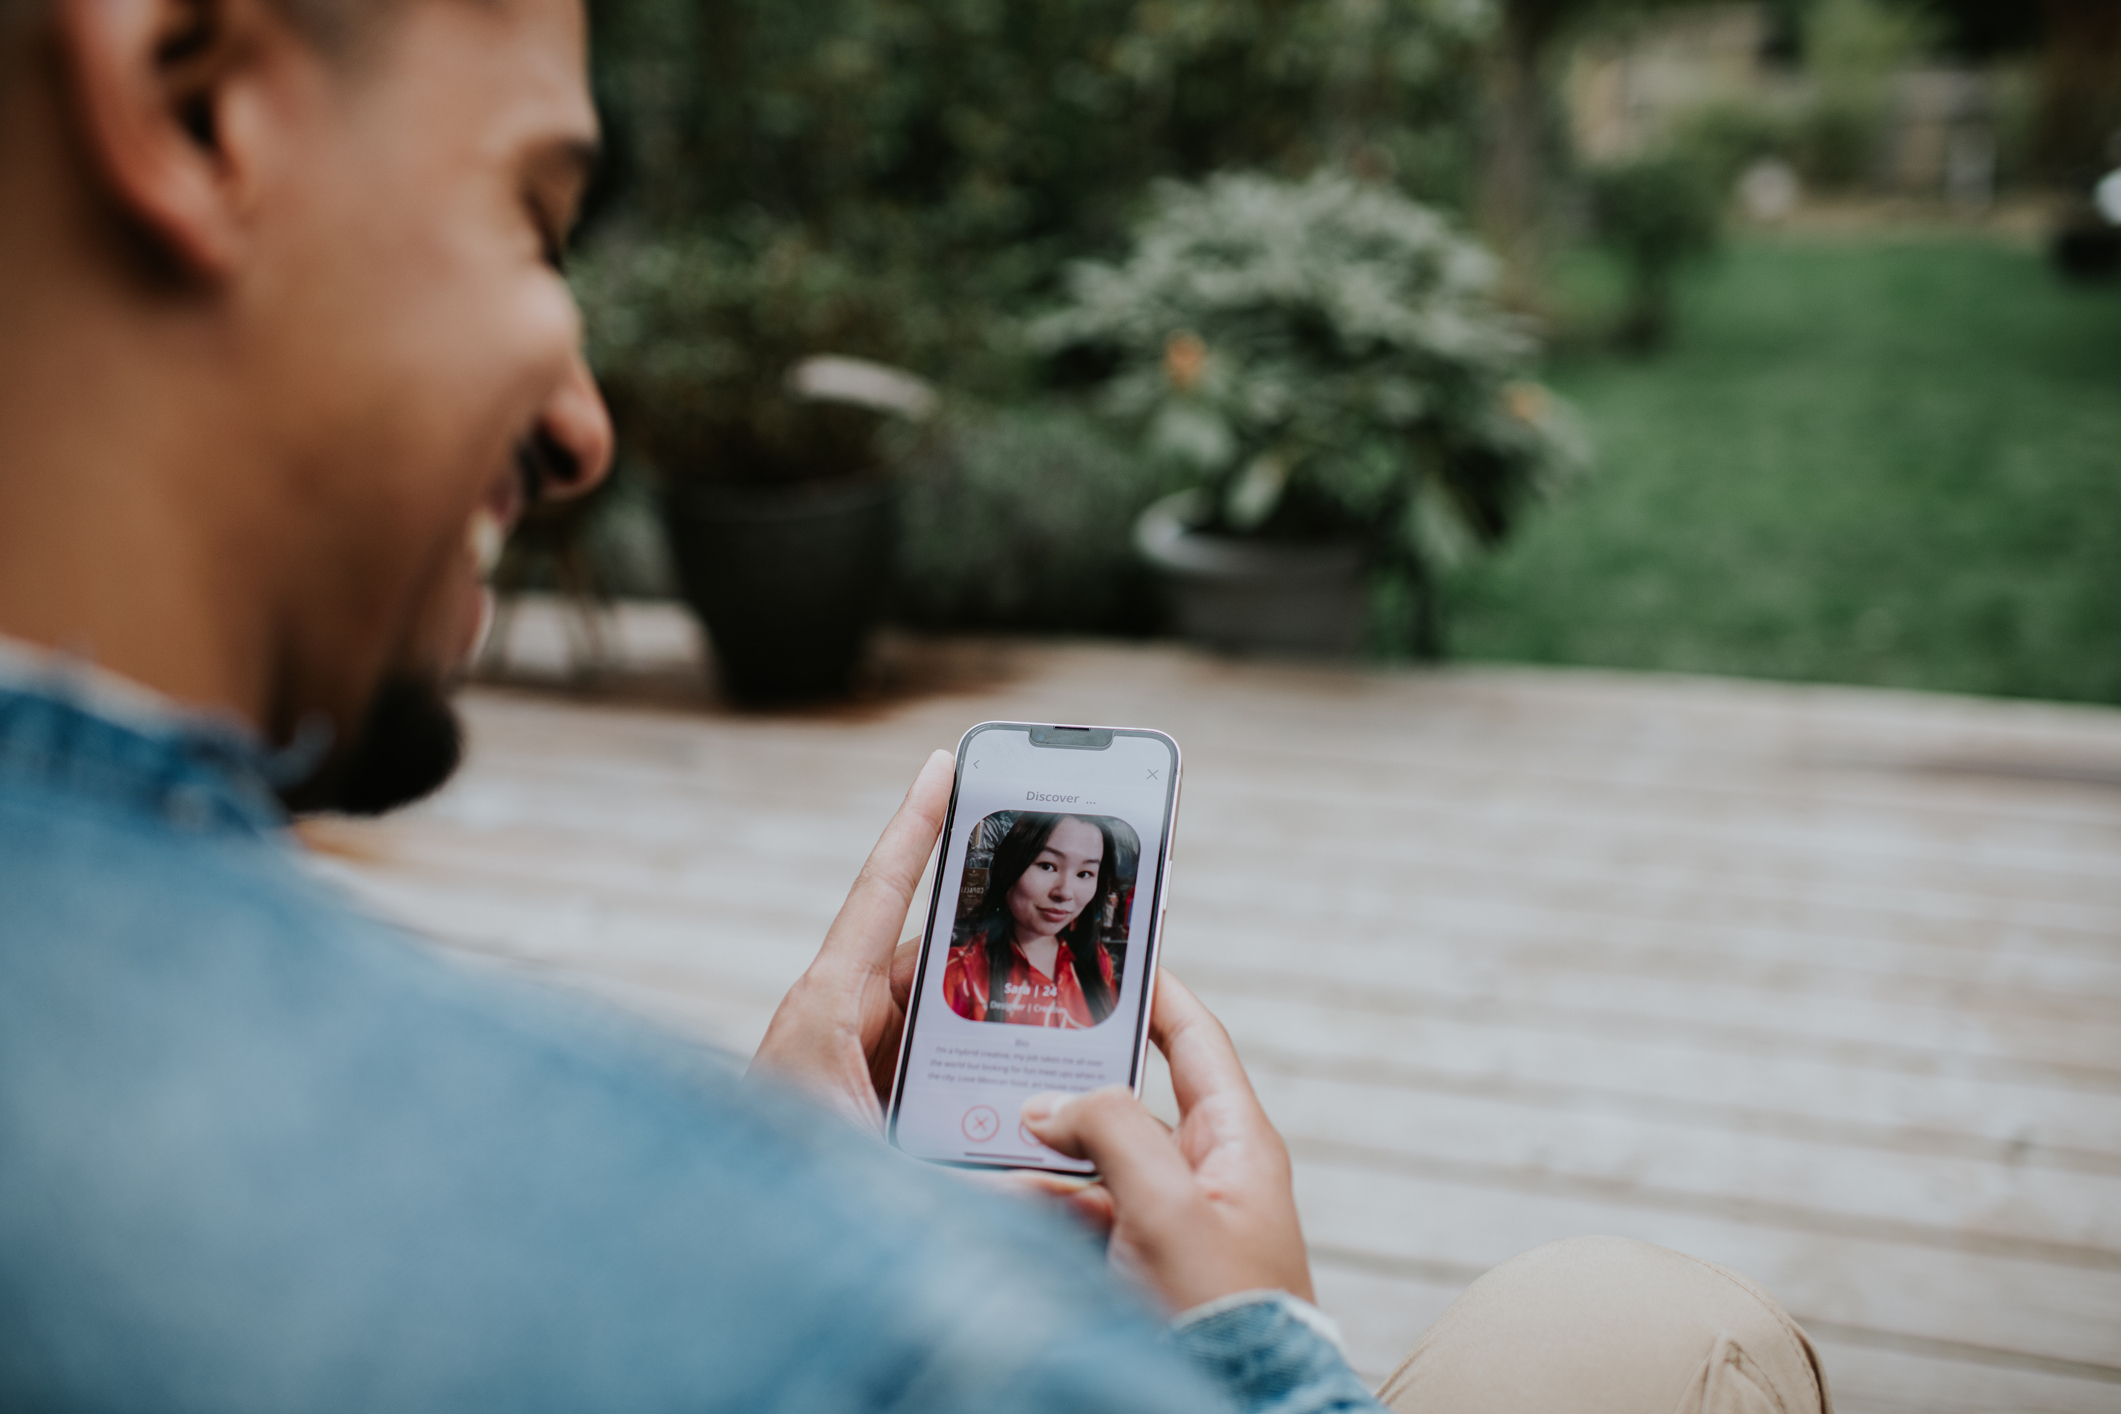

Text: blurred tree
xmin=583 ymin=0 xmax=1494 ymax=386
xmin=1585 ymin=152 xmax=1722 ymax=351
xmin=1767 ymin=0 xmax=2042 ymax=63
xmin=1478 ymin=0 xmax=1578 ymax=302
xmin=2034 ymin=0 xmax=2121 ymax=185
xmin=1476 ymin=0 xmax=1971 ymax=303
xmin=1799 ymin=0 xmax=1943 ymax=188
xmin=1474 ymin=0 xmax=1713 ymax=305
xmin=1928 ymin=0 xmax=2041 ymax=59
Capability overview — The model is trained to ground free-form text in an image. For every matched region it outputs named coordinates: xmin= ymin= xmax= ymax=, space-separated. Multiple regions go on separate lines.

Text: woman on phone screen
xmin=944 ymin=813 xmax=1120 ymax=1028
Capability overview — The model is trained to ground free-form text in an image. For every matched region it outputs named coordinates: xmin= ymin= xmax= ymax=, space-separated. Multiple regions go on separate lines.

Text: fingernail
xmin=1021 ymin=1092 xmax=1070 ymax=1124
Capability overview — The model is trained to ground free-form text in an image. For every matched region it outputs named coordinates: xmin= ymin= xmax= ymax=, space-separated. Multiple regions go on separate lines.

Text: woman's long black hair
xmin=970 ymin=812 xmax=1119 ymax=1024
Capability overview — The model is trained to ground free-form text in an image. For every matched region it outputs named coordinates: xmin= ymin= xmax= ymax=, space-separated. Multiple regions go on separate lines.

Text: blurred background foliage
xmin=576 ymin=233 xmax=910 ymax=486
xmin=563 ymin=0 xmax=2121 ymax=700
xmin=889 ymin=404 xmax=1171 ymax=634
xmin=1583 ymin=152 xmax=1724 ymax=349
xmin=1454 ymin=239 xmax=2121 ymax=703
xmin=577 ymin=0 xmax=1512 ymax=639
xmin=1033 ymin=170 xmax=1586 ymax=653
xmin=585 ymin=0 xmax=1493 ymax=391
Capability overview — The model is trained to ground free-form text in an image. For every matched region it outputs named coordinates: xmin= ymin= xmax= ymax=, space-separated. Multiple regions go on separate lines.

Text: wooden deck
xmin=306 ymin=601 xmax=2121 ymax=1413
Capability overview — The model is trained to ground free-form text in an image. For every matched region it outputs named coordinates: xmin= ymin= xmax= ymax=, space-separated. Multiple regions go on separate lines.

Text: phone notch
xmin=1028 ymin=725 xmax=1114 ymax=750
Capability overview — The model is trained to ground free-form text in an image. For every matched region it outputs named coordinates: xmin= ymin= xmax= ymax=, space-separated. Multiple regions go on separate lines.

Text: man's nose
xmin=527 ymin=349 xmax=615 ymax=503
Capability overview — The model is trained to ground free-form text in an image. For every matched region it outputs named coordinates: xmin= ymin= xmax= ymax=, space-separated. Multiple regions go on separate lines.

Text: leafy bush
xmin=1033 ymin=170 xmax=1585 ymax=651
xmin=1585 ymin=152 xmax=1724 ymax=352
xmin=585 ymin=0 xmax=1493 ymax=381
xmin=573 ymin=228 xmax=952 ymax=486
xmin=890 ymin=404 xmax=1171 ymax=635
xmin=1671 ymin=101 xmax=1803 ymax=191
xmin=1797 ymin=0 xmax=1944 ymax=189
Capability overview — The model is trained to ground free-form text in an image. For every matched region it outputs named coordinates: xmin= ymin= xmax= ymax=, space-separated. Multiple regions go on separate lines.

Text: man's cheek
xmin=391 ymin=531 xmax=490 ymax=679
xmin=436 ymin=556 xmax=493 ymax=672
xmin=468 ymin=585 xmax=499 ymax=666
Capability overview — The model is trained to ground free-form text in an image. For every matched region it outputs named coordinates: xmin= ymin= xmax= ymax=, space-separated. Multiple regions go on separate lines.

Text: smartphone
xmin=886 ymin=721 xmax=1182 ymax=1174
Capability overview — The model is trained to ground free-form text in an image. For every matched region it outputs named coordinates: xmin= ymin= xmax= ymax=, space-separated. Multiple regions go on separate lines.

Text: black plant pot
xmin=1134 ymin=491 xmax=1367 ymax=657
xmin=663 ymin=479 xmax=897 ymax=702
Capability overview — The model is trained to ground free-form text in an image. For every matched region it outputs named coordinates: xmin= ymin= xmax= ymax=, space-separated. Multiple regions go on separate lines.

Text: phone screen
xmin=887 ymin=722 xmax=1180 ymax=1173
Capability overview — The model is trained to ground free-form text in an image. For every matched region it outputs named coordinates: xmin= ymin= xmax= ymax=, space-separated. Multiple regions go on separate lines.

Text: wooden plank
xmin=1293 ymin=1163 xmax=2121 ymax=1368
xmin=342 ymin=854 xmax=2121 ymax=1085
xmin=439 ymin=700 xmax=2121 ymax=891
xmin=1202 ymin=990 xmax=2121 ymax=1162
xmin=1177 ymin=923 xmax=2121 ymax=1073
xmin=321 ymin=863 xmax=2121 ymax=1213
xmin=1250 ymin=1071 xmax=2121 ymax=1253
xmin=313 ymin=797 xmax=2121 ymax=1004
xmin=339 ymin=792 xmax=2121 ymax=984
xmin=1179 ymin=760 xmax=2121 ymax=889
xmin=1804 ymin=1331 xmax=2121 ymax=1414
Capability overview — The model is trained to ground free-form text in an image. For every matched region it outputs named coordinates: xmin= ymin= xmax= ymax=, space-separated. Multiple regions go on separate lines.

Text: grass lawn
xmin=1444 ymin=236 xmax=2121 ymax=706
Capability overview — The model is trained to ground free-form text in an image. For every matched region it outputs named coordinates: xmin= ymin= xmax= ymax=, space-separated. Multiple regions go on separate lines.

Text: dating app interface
xmin=893 ymin=726 xmax=1176 ymax=1170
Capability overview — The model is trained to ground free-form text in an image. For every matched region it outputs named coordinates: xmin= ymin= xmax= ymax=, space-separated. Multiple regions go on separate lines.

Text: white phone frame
xmin=884 ymin=720 xmax=1182 ymax=1173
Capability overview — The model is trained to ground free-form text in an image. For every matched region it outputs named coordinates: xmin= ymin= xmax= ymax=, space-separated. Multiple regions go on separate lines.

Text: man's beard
xmin=278 ymin=673 xmax=464 ymax=817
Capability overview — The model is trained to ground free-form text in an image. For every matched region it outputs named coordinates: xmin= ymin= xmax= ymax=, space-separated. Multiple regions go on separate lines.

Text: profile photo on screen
xmin=942 ymin=811 xmax=1141 ymax=1029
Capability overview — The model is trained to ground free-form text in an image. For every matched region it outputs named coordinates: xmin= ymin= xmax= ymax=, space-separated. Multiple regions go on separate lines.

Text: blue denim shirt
xmin=0 ymin=669 xmax=1384 ymax=1414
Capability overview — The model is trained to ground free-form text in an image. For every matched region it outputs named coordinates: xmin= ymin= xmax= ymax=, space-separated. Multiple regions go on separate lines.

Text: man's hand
xmin=749 ymin=749 xmax=953 ymax=1134
xmin=1020 ymin=971 xmax=1314 ymax=1313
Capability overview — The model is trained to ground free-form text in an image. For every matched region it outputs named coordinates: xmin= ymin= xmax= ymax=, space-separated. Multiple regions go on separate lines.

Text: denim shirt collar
xmin=0 ymin=641 xmax=287 ymax=837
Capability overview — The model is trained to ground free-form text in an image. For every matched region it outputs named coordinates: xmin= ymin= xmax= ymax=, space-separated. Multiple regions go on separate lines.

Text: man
xmin=0 ymin=0 xmax=1832 ymax=1409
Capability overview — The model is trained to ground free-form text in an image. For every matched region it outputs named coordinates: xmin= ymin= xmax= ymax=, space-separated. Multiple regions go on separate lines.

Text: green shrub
xmin=1796 ymin=0 xmax=1943 ymax=189
xmin=573 ymin=227 xmax=955 ymax=487
xmin=584 ymin=0 xmax=1492 ymax=387
xmin=1645 ymin=1 xmax=1945 ymax=200
xmin=889 ymin=404 xmax=1171 ymax=635
xmin=1033 ymin=169 xmax=1585 ymax=653
xmin=1795 ymin=94 xmax=1885 ymax=189
xmin=1672 ymin=101 xmax=1803 ymax=190
xmin=1585 ymin=152 xmax=1725 ymax=352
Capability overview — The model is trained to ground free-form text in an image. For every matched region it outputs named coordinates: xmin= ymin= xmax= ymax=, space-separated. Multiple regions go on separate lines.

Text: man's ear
xmin=54 ymin=0 xmax=286 ymax=280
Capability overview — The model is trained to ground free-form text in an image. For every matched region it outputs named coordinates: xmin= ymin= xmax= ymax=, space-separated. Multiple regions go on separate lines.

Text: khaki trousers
xmin=1374 ymin=1238 xmax=1833 ymax=1414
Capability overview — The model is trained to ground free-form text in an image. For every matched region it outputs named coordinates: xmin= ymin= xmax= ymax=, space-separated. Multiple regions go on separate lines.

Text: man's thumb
xmin=1021 ymin=1087 xmax=1192 ymax=1206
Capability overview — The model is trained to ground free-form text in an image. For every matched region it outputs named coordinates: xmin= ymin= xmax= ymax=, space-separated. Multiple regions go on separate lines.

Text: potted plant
xmin=574 ymin=227 xmax=931 ymax=701
xmin=1033 ymin=171 xmax=1586 ymax=658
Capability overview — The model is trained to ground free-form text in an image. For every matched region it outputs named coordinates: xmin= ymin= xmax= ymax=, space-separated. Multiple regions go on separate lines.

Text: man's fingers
xmin=960 ymin=1170 xmax=1118 ymax=1236
xmin=812 ymin=750 xmax=953 ymax=974
xmin=1046 ymin=1181 xmax=1117 ymax=1237
xmin=1149 ymin=970 xmax=1259 ymax=1118
xmin=889 ymin=937 xmax=920 ymax=1009
xmin=1061 ymin=1181 xmax=1118 ymax=1234
xmin=1021 ymin=1087 xmax=1196 ymax=1219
